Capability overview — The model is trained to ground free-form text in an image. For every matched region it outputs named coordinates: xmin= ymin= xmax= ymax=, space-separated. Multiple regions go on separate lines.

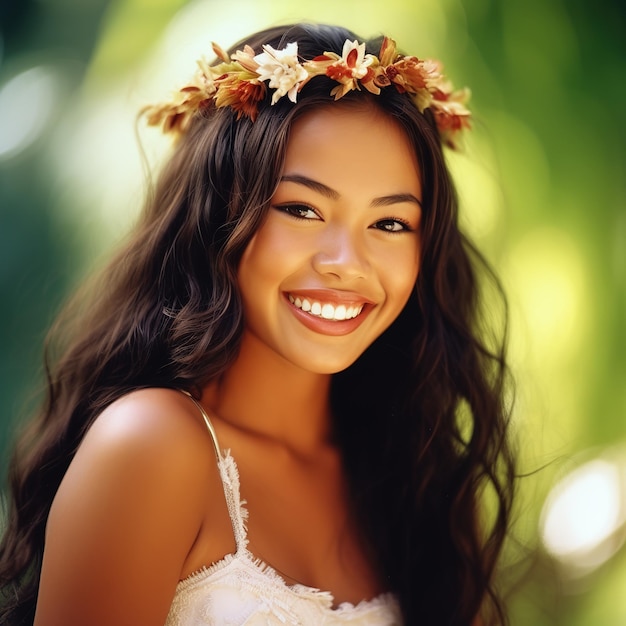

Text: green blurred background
xmin=1 ymin=0 xmax=624 ymax=623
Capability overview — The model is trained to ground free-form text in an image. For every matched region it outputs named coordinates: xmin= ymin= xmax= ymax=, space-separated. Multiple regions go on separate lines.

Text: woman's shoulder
xmin=73 ymin=387 xmax=213 ymax=475
xmin=49 ymin=386 xmax=219 ymax=545
xmin=54 ymin=386 xmax=217 ymax=518
xmin=87 ymin=387 xmax=213 ymax=455
xmin=36 ymin=387 xmax=219 ymax=623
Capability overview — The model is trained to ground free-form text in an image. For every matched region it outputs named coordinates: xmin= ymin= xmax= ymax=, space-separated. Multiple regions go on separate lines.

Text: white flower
xmin=339 ymin=39 xmax=373 ymax=79
xmin=253 ymin=42 xmax=309 ymax=104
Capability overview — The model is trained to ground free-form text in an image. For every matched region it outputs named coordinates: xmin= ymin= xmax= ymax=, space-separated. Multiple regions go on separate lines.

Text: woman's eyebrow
xmin=280 ymin=174 xmax=422 ymax=208
xmin=370 ymin=193 xmax=422 ymax=208
xmin=280 ymin=174 xmax=339 ymax=199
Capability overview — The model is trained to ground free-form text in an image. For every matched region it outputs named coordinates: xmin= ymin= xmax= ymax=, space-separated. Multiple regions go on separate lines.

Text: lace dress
xmin=164 ymin=394 xmax=402 ymax=625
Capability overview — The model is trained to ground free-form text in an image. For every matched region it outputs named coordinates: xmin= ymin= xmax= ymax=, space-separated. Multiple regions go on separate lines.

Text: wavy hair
xmin=0 ymin=23 xmax=515 ymax=625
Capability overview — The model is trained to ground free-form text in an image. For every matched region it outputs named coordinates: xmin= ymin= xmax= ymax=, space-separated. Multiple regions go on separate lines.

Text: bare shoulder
xmin=84 ymin=387 xmax=213 ymax=465
xmin=63 ymin=387 xmax=217 ymax=504
xmin=36 ymin=388 xmax=217 ymax=626
xmin=52 ymin=386 xmax=217 ymax=547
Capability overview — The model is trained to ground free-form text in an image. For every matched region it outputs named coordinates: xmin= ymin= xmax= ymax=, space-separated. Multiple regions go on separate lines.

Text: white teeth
xmin=288 ymin=294 xmax=364 ymax=321
xmin=321 ymin=304 xmax=334 ymax=319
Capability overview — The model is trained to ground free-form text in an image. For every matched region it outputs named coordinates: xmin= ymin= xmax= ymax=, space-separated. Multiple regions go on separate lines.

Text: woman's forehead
xmin=281 ymin=105 xmax=422 ymax=200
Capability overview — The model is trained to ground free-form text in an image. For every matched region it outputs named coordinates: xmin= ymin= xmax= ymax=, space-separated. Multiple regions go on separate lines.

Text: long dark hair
xmin=0 ymin=23 xmax=515 ymax=625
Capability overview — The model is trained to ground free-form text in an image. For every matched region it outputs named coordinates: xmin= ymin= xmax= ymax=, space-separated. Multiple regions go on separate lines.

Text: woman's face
xmin=237 ymin=104 xmax=422 ymax=374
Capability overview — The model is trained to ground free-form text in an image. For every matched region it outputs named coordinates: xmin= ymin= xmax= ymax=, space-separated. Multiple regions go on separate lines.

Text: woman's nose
xmin=311 ymin=225 xmax=370 ymax=280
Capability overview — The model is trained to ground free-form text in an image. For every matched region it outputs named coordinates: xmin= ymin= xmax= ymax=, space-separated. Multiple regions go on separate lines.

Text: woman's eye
xmin=274 ymin=204 xmax=319 ymax=220
xmin=373 ymin=218 xmax=412 ymax=233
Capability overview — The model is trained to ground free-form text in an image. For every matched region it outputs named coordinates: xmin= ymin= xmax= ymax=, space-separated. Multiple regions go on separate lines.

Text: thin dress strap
xmin=178 ymin=389 xmax=221 ymax=460
xmin=177 ymin=389 xmax=249 ymax=553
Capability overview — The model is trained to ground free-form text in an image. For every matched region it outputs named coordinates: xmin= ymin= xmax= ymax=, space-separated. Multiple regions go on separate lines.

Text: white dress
xmin=164 ymin=394 xmax=402 ymax=626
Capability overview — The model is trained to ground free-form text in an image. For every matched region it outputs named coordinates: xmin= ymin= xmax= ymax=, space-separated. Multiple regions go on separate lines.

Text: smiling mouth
xmin=288 ymin=294 xmax=365 ymax=321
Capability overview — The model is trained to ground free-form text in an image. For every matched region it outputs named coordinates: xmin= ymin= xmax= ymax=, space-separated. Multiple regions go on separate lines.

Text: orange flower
xmin=141 ymin=59 xmax=218 ymax=134
xmin=378 ymin=36 xmax=399 ymax=66
xmin=430 ymin=88 xmax=471 ymax=148
xmin=213 ymin=72 xmax=265 ymax=120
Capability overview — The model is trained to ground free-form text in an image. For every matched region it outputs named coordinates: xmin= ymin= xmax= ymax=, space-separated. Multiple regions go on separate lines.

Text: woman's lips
xmin=284 ymin=290 xmax=373 ymax=336
xmin=287 ymin=294 xmax=364 ymax=321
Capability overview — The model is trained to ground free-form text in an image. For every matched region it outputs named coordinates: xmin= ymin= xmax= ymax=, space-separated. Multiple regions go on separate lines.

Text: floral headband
xmin=143 ymin=37 xmax=471 ymax=149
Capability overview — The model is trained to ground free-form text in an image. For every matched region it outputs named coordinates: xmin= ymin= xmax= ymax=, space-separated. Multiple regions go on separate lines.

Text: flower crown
xmin=143 ymin=37 xmax=471 ymax=149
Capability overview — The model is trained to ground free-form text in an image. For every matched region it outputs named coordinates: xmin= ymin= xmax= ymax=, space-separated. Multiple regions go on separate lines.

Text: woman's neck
xmin=202 ymin=331 xmax=334 ymax=454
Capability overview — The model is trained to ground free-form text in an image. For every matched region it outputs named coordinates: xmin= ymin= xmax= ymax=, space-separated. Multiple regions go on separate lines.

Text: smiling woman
xmin=0 ymin=22 xmax=515 ymax=626
xmin=238 ymin=106 xmax=421 ymax=372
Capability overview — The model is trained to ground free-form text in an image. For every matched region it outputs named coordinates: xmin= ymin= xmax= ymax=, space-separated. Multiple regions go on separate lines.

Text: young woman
xmin=0 ymin=22 xmax=516 ymax=626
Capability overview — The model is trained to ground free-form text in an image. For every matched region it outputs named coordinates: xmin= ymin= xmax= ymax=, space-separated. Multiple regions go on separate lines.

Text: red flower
xmin=214 ymin=74 xmax=266 ymax=120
